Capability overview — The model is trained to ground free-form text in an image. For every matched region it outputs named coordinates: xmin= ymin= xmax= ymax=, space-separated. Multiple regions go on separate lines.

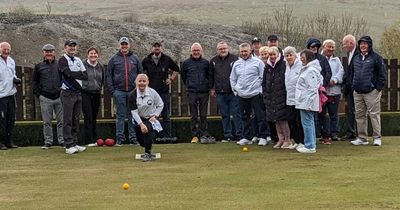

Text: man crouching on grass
xmin=128 ymin=74 xmax=164 ymax=161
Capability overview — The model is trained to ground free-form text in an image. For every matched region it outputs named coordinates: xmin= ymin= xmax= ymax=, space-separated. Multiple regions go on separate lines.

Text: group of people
xmin=0 ymin=33 xmax=386 ymax=160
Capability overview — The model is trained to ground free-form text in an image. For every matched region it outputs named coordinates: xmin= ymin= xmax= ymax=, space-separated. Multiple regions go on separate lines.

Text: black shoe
xmin=343 ymin=135 xmax=356 ymax=141
xmin=141 ymin=153 xmax=152 ymax=162
xmin=6 ymin=144 xmax=18 ymax=149
xmin=41 ymin=143 xmax=52 ymax=149
xmin=0 ymin=144 xmax=8 ymax=150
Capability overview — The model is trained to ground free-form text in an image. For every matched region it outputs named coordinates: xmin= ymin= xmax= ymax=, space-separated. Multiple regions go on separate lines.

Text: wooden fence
xmin=14 ymin=58 xmax=399 ymax=121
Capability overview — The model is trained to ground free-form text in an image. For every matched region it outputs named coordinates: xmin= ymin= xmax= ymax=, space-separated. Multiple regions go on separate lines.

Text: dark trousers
xmin=188 ymin=92 xmax=209 ymax=137
xmin=136 ymin=119 xmax=155 ymax=154
xmin=239 ymin=94 xmax=269 ymax=140
xmin=0 ymin=95 xmax=16 ymax=146
xmin=216 ymin=93 xmax=243 ymax=139
xmin=82 ymin=91 xmax=101 ymax=144
xmin=318 ymin=95 xmax=341 ymax=138
xmin=61 ymin=91 xmax=82 ymax=148
xmin=344 ymin=91 xmax=357 ymax=137
xmin=159 ymin=92 xmax=172 ymax=138
xmin=289 ymin=107 xmax=304 ymax=144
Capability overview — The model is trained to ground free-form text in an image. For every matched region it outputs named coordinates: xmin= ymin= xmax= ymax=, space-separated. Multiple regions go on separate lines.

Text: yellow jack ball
xmin=123 ymin=183 xmax=129 ymax=190
xmin=242 ymin=147 xmax=248 ymax=152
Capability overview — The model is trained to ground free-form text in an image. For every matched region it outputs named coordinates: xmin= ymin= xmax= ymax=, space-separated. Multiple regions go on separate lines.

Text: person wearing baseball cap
xmin=59 ymin=39 xmax=88 ymax=154
xmin=141 ymin=41 xmax=179 ymax=143
xmin=105 ymin=37 xmax=143 ymax=146
xmin=251 ymin=37 xmax=262 ymax=57
xmin=32 ymin=44 xmax=64 ymax=150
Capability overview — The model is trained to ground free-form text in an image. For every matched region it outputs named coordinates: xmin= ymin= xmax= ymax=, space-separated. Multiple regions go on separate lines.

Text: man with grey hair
xmin=209 ymin=41 xmax=243 ymax=142
xmin=230 ymin=43 xmax=270 ymax=146
xmin=0 ymin=42 xmax=20 ymax=150
xmin=342 ymin=34 xmax=358 ymax=140
xmin=181 ymin=43 xmax=211 ymax=143
xmin=321 ymin=39 xmax=344 ymax=144
xmin=32 ymin=44 xmax=64 ymax=149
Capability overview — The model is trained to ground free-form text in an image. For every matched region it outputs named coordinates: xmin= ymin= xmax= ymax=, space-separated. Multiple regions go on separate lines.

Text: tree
xmin=380 ymin=21 xmax=400 ymax=59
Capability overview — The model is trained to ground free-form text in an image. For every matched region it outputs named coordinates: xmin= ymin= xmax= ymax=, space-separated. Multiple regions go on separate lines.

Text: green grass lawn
xmin=1 ymin=138 xmax=400 ymax=210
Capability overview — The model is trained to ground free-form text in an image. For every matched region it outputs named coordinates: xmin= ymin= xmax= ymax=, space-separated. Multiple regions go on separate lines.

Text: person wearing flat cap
xmin=32 ymin=44 xmax=64 ymax=150
xmin=59 ymin=39 xmax=88 ymax=155
xmin=105 ymin=37 xmax=143 ymax=146
xmin=141 ymin=41 xmax=179 ymax=142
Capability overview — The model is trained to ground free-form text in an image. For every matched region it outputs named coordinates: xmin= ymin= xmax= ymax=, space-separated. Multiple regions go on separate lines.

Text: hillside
xmin=0 ymin=14 xmax=252 ymax=67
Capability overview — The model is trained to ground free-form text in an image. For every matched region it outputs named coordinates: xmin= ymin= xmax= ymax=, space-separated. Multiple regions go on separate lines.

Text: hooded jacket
xmin=352 ymin=36 xmax=387 ymax=93
xmin=285 ymin=58 xmax=302 ymax=106
xmin=230 ymin=55 xmax=264 ymax=98
xmin=306 ymin=37 xmax=332 ymax=87
xmin=295 ymin=59 xmax=323 ymax=112
xmin=106 ymin=51 xmax=143 ymax=93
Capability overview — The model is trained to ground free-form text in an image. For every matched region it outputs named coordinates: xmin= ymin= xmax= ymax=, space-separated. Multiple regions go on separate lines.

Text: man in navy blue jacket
xmin=350 ymin=36 xmax=386 ymax=146
xmin=106 ymin=37 xmax=143 ymax=146
xmin=181 ymin=43 xmax=210 ymax=143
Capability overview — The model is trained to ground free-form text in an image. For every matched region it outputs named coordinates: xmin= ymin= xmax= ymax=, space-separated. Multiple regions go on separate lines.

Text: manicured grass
xmin=1 ymin=138 xmax=400 ymax=210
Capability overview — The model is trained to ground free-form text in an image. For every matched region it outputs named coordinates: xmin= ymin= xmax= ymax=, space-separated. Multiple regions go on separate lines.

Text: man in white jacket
xmin=230 ymin=43 xmax=270 ymax=146
xmin=0 ymin=42 xmax=19 ymax=150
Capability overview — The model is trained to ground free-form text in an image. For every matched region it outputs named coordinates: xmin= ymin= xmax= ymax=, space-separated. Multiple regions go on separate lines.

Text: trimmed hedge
xmin=13 ymin=113 xmax=400 ymax=146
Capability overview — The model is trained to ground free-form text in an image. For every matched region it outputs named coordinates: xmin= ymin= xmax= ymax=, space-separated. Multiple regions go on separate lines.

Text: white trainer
xmin=258 ymin=138 xmax=267 ymax=146
xmin=88 ymin=143 xmax=97 ymax=147
xmin=373 ymin=138 xmax=382 ymax=146
xmin=251 ymin=137 xmax=259 ymax=143
xmin=237 ymin=138 xmax=252 ymax=145
xmin=74 ymin=145 xmax=87 ymax=152
xmin=65 ymin=147 xmax=78 ymax=155
xmin=296 ymin=143 xmax=305 ymax=149
xmin=296 ymin=146 xmax=316 ymax=153
xmin=351 ymin=138 xmax=369 ymax=146
xmin=288 ymin=143 xmax=298 ymax=150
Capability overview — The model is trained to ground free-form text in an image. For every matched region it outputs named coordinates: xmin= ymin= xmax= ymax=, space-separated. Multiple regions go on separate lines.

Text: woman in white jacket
xmin=295 ymin=50 xmax=323 ymax=153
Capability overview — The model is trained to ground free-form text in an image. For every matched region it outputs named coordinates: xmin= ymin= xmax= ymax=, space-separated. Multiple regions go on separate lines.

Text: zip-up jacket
xmin=324 ymin=55 xmax=344 ymax=96
xmin=352 ymin=36 xmax=387 ymax=94
xmin=0 ymin=56 xmax=17 ymax=98
xmin=181 ymin=56 xmax=210 ymax=93
xmin=106 ymin=51 xmax=143 ymax=93
xmin=209 ymin=53 xmax=238 ymax=94
xmin=32 ymin=58 xmax=62 ymax=99
xmin=59 ymin=54 xmax=88 ymax=92
xmin=82 ymin=60 xmax=104 ymax=94
xmin=230 ymin=55 xmax=264 ymax=99
xmin=142 ymin=52 xmax=179 ymax=93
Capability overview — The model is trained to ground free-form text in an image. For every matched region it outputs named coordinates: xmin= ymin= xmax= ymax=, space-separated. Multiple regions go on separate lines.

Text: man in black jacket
xmin=142 ymin=42 xmax=179 ymax=142
xmin=342 ymin=34 xmax=359 ymax=140
xmin=209 ymin=41 xmax=242 ymax=142
xmin=32 ymin=44 xmax=64 ymax=149
xmin=306 ymin=37 xmax=333 ymax=143
xmin=350 ymin=36 xmax=386 ymax=146
xmin=181 ymin=43 xmax=210 ymax=143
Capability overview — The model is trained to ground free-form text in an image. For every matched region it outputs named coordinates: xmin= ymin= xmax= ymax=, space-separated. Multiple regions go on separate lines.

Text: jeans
xmin=239 ymin=94 xmax=269 ymax=140
xmin=82 ymin=92 xmax=101 ymax=144
xmin=61 ymin=91 xmax=82 ymax=148
xmin=0 ymin=95 xmax=15 ymax=146
xmin=159 ymin=92 xmax=172 ymax=138
xmin=300 ymin=110 xmax=317 ymax=149
xmin=325 ymin=95 xmax=341 ymax=136
xmin=216 ymin=93 xmax=243 ymax=139
xmin=187 ymin=92 xmax=209 ymax=137
xmin=39 ymin=96 xmax=63 ymax=145
xmin=114 ymin=90 xmax=137 ymax=144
